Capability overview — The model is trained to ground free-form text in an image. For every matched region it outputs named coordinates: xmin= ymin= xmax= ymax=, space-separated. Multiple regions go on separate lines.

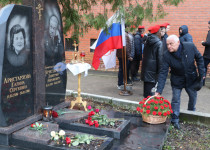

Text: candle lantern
xmin=42 ymin=105 xmax=53 ymax=121
xmin=80 ymin=51 xmax=85 ymax=63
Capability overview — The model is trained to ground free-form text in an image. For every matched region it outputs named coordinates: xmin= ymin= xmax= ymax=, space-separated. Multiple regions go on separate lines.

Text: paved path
xmin=67 ymin=70 xmax=210 ymax=114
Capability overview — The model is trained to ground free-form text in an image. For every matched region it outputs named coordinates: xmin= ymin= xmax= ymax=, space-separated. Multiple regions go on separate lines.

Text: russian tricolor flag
xmin=92 ymin=13 xmax=126 ymax=70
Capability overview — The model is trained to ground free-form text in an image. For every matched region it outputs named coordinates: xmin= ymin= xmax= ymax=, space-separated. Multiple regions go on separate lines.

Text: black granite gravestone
xmin=43 ymin=0 xmax=67 ymax=106
xmin=0 ymin=4 xmax=34 ymax=127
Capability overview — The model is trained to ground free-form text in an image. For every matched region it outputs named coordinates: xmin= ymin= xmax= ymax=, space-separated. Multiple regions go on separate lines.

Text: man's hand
xmin=155 ymin=92 xmax=161 ymax=97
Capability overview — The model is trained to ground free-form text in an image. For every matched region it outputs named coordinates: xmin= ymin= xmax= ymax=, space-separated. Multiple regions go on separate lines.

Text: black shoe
xmin=132 ymin=77 xmax=140 ymax=82
xmin=172 ymin=122 xmax=180 ymax=130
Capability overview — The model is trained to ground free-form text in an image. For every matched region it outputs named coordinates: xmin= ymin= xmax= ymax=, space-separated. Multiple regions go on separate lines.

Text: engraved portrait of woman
xmin=6 ymin=24 xmax=29 ymax=67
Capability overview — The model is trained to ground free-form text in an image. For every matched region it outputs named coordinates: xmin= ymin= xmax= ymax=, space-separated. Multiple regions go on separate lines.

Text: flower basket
xmin=137 ymin=95 xmax=173 ymax=124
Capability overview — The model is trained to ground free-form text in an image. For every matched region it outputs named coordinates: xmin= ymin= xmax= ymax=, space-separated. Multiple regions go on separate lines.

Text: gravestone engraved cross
xmin=36 ymin=4 xmax=43 ymax=20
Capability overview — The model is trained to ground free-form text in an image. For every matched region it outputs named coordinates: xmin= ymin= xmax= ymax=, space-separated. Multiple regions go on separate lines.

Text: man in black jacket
xmin=131 ymin=26 xmax=145 ymax=81
xmin=141 ymin=25 xmax=162 ymax=98
xmin=179 ymin=25 xmax=193 ymax=43
xmin=201 ymin=21 xmax=210 ymax=85
xmin=155 ymin=35 xmax=205 ymax=129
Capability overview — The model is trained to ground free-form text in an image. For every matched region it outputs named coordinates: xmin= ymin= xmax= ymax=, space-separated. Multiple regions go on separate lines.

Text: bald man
xmin=155 ymin=35 xmax=205 ymax=129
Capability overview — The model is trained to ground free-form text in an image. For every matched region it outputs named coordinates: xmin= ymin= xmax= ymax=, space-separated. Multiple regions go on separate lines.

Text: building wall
xmin=65 ymin=0 xmax=210 ymax=76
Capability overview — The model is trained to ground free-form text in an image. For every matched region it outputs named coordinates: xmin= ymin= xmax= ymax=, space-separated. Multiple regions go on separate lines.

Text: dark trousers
xmin=130 ymin=59 xmax=140 ymax=78
xmin=118 ymin=58 xmax=130 ymax=86
xmin=143 ymin=82 xmax=156 ymax=98
xmin=171 ymin=87 xmax=197 ymax=123
xmin=204 ymin=58 xmax=210 ymax=85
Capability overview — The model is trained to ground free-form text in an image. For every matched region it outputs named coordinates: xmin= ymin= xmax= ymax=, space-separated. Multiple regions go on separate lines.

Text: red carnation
xmin=147 ymin=96 xmax=151 ymax=98
xmin=170 ymin=109 xmax=173 ymax=113
xmin=154 ymin=106 xmax=158 ymax=110
xmin=88 ymin=116 xmax=92 ymax=120
xmin=164 ymin=99 xmax=170 ymax=104
xmin=167 ymin=111 xmax=170 ymax=115
xmin=136 ymin=107 xmax=140 ymax=111
xmin=52 ymin=111 xmax=58 ymax=118
xmin=163 ymin=112 xmax=167 ymax=116
xmin=147 ymin=101 xmax=151 ymax=104
xmin=88 ymin=121 xmax=93 ymax=126
xmin=142 ymin=104 xmax=146 ymax=107
xmin=156 ymin=97 xmax=161 ymax=99
xmin=143 ymin=98 xmax=147 ymax=101
xmin=146 ymin=110 xmax=150 ymax=114
xmin=154 ymin=101 xmax=159 ymax=104
xmin=93 ymin=120 xmax=98 ymax=124
xmin=146 ymin=105 xmax=151 ymax=109
xmin=150 ymin=99 xmax=154 ymax=102
xmin=153 ymin=111 xmax=157 ymax=115
xmin=66 ymin=137 xmax=71 ymax=144
xmin=31 ymin=124 xmax=35 ymax=128
xmin=159 ymin=100 xmax=163 ymax=104
xmin=95 ymin=109 xmax=100 ymax=113
xmin=158 ymin=112 xmax=162 ymax=116
xmin=85 ymin=119 xmax=89 ymax=124
xmin=164 ymin=104 xmax=168 ymax=107
xmin=95 ymin=123 xmax=99 ymax=128
xmin=160 ymin=105 xmax=164 ymax=109
xmin=140 ymin=109 xmax=143 ymax=113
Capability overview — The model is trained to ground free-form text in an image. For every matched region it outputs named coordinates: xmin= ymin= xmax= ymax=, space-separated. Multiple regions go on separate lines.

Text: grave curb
xmin=66 ymin=90 xmax=210 ymax=126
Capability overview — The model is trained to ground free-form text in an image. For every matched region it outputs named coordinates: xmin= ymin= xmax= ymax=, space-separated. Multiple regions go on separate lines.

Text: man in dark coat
xmin=131 ymin=25 xmax=145 ymax=81
xmin=155 ymin=35 xmax=205 ymax=129
xmin=160 ymin=23 xmax=168 ymax=52
xmin=141 ymin=25 xmax=163 ymax=98
xmin=179 ymin=25 xmax=193 ymax=43
xmin=201 ymin=21 xmax=210 ymax=85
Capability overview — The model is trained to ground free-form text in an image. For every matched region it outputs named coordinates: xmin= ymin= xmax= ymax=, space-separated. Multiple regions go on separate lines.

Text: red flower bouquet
xmin=137 ymin=96 xmax=173 ymax=124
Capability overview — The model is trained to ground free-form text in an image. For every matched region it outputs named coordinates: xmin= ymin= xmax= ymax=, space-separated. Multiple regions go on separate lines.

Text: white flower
xmin=59 ymin=130 xmax=65 ymax=136
xmin=50 ymin=131 xmax=56 ymax=137
xmin=54 ymin=135 xmax=59 ymax=140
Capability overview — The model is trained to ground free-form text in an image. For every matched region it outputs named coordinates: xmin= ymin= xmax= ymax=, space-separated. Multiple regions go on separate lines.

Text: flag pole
xmin=119 ymin=46 xmax=132 ymax=96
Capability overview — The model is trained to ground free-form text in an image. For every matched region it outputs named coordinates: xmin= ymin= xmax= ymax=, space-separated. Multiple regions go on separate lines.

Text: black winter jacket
xmin=157 ymin=42 xmax=205 ymax=94
xmin=202 ymin=30 xmax=210 ymax=59
xmin=179 ymin=25 xmax=193 ymax=43
xmin=134 ymin=31 xmax=143 ymax=60
xmin=141 ymin=33 xmax=163 ymax=83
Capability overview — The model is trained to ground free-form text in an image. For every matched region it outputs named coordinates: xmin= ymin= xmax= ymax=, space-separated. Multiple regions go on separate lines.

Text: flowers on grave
xmin=137 ymin=96 xmax=173 ymax=117
xmin=52 ymin=111 xmax=58 ymax=118
xmin=52 ymin=109 xmax=83 ymax=118
xmin=51 ymin=130 xmax=67 ymax=145
xmin=50 ymin=130 xmax=94 ymax=147
xmin=85 ymin=106 xmax=115 ymax=127
xmin=29 ymin=122 xmax=46 ymax=134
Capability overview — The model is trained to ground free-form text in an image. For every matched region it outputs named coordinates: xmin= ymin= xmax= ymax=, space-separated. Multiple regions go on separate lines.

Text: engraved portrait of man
xmin=44 ymin=15 xmax=64 ymax=66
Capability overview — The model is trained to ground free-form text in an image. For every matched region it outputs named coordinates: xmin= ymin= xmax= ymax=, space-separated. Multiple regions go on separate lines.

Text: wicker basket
xmin=141 ymin=95 xmax=167 ymax=124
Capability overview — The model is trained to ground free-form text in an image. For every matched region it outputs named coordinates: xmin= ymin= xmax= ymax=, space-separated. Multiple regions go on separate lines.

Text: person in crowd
xmin=44 ymin=15 xmax=64 ymax=66
xmin=179 ymin=25 xmax=193 ymax=42
xmin=160 ymin=23 xmax=168 ymax=52
xmin=7 ymin=24 xmax=29 ymax=67
xmin=141 ymin=25 xmax=163 ymax=98
xmin=127 ymin=30 xmax=135 ymax=85
xmin=201 ymin=21 xmax=210 ymax=85
xmin=131 ymin=25 xmax=145 ymax=82
xmin=165 ymin=22 xmax=170 ymax=34
xmin=117 ymin=31 xmax=133 ymax=90
xmin=155 ymin=35 xmax=205 ymax=129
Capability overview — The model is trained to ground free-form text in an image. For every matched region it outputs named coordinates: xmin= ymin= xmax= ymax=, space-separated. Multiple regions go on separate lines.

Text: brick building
xmin=65 ymin=0 xmax=210 ymax=76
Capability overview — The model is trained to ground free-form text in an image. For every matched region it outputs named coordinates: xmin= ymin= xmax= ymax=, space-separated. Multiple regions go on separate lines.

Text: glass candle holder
xmin=42 ymin=105 xmax=53 ymax=121
xmin=80 ymin=51 xmax=85 ymax=63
